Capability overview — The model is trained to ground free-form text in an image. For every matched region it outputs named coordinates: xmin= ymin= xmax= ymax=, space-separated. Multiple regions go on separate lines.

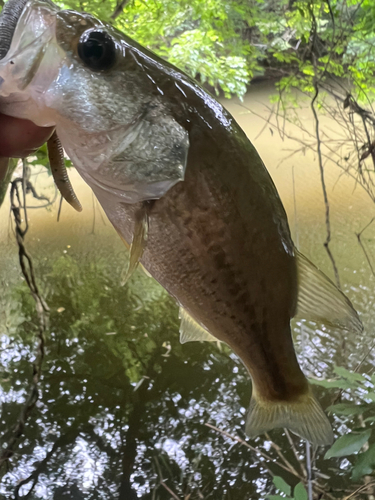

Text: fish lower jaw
xmin=0 ymin=95 xmax=56 ymax=127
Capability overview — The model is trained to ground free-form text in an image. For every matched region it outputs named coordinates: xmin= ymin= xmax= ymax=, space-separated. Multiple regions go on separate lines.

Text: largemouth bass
xmin=0 ymin=0 xmax=363 ymax=445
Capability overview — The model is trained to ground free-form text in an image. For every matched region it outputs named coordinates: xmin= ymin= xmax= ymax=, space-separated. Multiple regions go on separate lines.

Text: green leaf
xmin=333 ymin=366 xmax=366 ymax=383
xmin=309 ymin=378 xmax=355 ymax=390
xmin=352 ymin=444 xmax=375 ymax=481
xmin=364 ymin=393 xmax=375 ymax=403
xmin=268 ymin=497 xmax=289 ymax=500
xmin=272 ymin=476 xmax=291 ymax=496
xmin=325 ymin=430 xmax=372 ymax=459
xmin=326 ymin=403 xmax=369 ymax=416
xmin=293 ymin=483 xmax=308 ymax=500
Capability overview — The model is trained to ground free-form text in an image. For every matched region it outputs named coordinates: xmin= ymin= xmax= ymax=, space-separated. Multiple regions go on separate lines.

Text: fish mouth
xmin=0 ymin=0 xmax=56 ymax=159
xmin=0 ymin=0 xmax=56 ymax=61
xmin=0 ymin=0 xmax=30 ymax=60
xmin=0 ymin=0 xmax=58 ymax=95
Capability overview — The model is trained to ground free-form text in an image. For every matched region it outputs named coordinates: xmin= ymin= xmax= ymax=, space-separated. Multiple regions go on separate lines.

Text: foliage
xmin=52 ymin=0 xmax=263 ymax=99
xmin=1 ymin=0 xmax=374 ymax=100
xmin=324 ymin=429 xmax=372 ymax=459
xmin=254 ymin=0 xmax=375 ymax=105
xmin=269 ymin=476 xmax=307 ymax=500
xmin=0 ymin=0 xmax=362 ymax=100
xmin=51 ymin=0 xmax=375 ymax=102
xmin=312 ymin=365 xmax=375 ymax=481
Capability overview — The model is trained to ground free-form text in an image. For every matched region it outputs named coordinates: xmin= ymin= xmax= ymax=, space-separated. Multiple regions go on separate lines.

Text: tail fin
xmin=245 ymin=387 xmax=333 ymax=446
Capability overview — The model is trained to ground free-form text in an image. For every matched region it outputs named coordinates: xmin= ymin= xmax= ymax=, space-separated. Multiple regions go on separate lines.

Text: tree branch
xmin=0 ymin=164 xmax=49 ymax=470
xmin=111 ymin=0 xmax=130 ymax=20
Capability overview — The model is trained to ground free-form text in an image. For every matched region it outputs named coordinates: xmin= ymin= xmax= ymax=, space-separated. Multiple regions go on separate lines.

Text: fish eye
xmin=77 ymin=29 xmax=117 ymax=71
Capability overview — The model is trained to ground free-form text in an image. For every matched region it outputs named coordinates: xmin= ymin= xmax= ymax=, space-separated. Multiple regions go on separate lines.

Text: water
xmin=0 ymin=83 xmax=375 ymax=498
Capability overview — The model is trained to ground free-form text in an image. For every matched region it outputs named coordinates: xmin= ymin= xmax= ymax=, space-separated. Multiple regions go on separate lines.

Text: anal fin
xmin=295 ymin=250 xmax=363 ymax=333
xmin=179 ymin=307 xmax=219 ymax=344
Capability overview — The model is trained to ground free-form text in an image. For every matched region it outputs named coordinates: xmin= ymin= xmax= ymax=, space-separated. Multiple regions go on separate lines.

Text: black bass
xmin=0 ymin=0 xmax=363 ymax=445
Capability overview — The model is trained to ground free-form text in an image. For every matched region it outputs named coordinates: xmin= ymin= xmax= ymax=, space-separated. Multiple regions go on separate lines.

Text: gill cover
xmin=82 ymin=101 xmax=190 ymax=204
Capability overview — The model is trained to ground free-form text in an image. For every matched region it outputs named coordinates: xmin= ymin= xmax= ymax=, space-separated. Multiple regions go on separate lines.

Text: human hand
xmin=0 ymin=113 xmax=54 ymax=158
xmin=0 ymin=113 xmax=54 ymax=183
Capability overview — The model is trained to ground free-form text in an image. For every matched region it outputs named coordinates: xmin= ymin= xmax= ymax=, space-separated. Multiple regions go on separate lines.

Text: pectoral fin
xmin=139 ymin=264 xmax=152 ymax=278
xmin=179 ymin=308 xmax=219 ymax=344
xmin=121 ymin=203 xmax=149 ymax=286
xmin=295 ymin=250 xmax=363 ymax=333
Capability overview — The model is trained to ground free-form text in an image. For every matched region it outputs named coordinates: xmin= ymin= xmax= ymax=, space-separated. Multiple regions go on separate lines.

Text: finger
xmin=0 ymin=157 xmax=9 ymax=184
xmin=0 ymin=114 xmax=54 ymax=157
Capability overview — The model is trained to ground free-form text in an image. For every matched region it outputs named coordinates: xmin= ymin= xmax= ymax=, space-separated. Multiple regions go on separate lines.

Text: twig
xmin=154 ymin=455 xmax=182 ymax=500
xmin=57 ymin=194 xmax=63 ymax=222
xmin=160 ymin=481 xmax=181 ymax=500
xmin=356 ymin=217 xmax=375 ymax=276
xmin=111 ymin=0 xmax=130 ymax=19
xmin=355 ymin=339 xmax=375 ymax=374
xmin=283 ymin=429 xmax=307 ymax=478
xmin=205 ymin=424 xmax=336 ymax=499
xmin=91 ymin=191 xmax=96 ymax=235
xmin=264 ymin=432 xmax=301 ymax=478
xmin=343 ymin=480 xmax=375 ymax=500
xmin=205 ymin=423 xmax=304 ymax=481
xmin=331 ymin=338 xmax=375 ymax=407
xmin=311 ymin=60 xmax=341 ymax=288
xmin=0 ymin=167 xmax=49 ymax=469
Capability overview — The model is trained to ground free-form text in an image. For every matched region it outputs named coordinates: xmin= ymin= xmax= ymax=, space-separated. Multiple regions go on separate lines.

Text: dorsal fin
xmin=295 ymin=249 xmax=363 ymax=333
xmin=179 ymin=307 xmax=219 ymax=344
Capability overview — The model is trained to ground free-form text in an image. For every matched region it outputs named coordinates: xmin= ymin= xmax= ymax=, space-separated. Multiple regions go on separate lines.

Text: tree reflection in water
xmin=0 ymin=249 xmax=263 ymax=499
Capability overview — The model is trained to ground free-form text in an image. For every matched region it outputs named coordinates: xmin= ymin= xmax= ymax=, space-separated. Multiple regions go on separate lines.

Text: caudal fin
xmin=245 ymin=387 xmax=333 ymax=446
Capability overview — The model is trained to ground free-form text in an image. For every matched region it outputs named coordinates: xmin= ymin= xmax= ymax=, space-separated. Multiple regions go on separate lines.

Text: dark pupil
xmin=78 ymin=31 xmax=116 ymax=71
xmin=84 ymin=40 xmax=104 ymax=61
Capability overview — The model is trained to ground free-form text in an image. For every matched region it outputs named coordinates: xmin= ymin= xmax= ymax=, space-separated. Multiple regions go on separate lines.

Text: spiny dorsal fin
xmin=179 ymin=307 xmax=219 ymax=344
xmin=295 ymin=249 xmax=363 ymax=333
xmin=121 ymin=203 xmax=149 ymax=286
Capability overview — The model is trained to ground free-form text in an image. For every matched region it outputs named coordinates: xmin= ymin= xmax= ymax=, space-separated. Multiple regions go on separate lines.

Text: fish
xmin=0 ymin=0 xmax=363 ymax=445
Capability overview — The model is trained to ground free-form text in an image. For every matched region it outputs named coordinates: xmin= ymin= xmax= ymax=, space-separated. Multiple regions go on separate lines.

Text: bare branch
xmin=0 ymin=163 xmax=49 ymax=470
xmin=111 ymin=0 xmax=130 ymax=20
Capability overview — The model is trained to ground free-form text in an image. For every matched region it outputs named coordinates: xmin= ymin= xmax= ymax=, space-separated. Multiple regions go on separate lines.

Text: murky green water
xmin=1 ymin=83 xmax=375 ymax=499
